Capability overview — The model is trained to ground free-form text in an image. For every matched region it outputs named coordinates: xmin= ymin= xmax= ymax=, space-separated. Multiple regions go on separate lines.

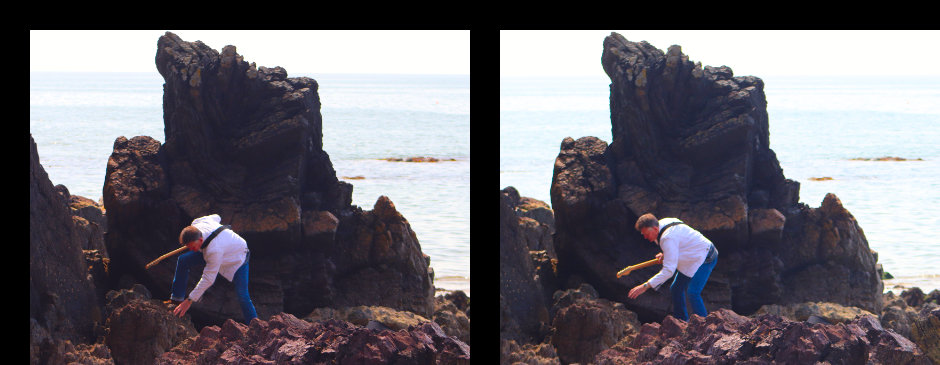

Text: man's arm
xmin=187 ymin=250 xmax=222 ymax=302
xmin=646 ymin=239 xmax=679 ymax=290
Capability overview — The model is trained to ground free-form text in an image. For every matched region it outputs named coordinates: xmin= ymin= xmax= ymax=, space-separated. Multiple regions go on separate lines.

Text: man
xmin=166 ymin=214 xmax=258 ymax=324
xmin=627 ymin=213 xmax=718 ymax=321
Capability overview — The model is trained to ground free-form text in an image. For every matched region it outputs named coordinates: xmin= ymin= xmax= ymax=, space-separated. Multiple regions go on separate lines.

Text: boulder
xmin=503 ymin=187 xmax=559 ymax=303
xmin=331 ymin=195 xmax=435 ymax=316
xmin=901 ymin=287 xmax=927 ymax=308
xmin=102 ymin=32 xmax=435 ymax=327
xmin=433 ymin=292 xmax=472 ymax=345
xmin=550 ymin=33 xmax=883 ymax=322
xmin=550 ymin=284 xmax=642 ymax=365
xmin=103 ymin=285 xmax=197 ymax=365
xmin=156 ymin=312 xmax=470 ymax=364
xmin=881 ymin=288 xmax=940 ymax=363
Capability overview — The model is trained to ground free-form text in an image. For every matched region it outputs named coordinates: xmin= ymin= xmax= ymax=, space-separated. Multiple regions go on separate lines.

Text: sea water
xmin=30 ymin=71 xmax=470 ymax=296
xmin=500 ymin=74 xmax=940 ymax=293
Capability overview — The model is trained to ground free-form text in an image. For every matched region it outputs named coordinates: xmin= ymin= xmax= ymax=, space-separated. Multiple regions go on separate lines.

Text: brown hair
xmin=635 ymin=213 xmax=659 ymax=231
xmin=179 ymin=226 xmax=202 ymax=245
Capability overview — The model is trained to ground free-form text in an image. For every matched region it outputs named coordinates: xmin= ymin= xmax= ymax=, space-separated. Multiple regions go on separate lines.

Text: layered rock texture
xmin=881 ymin=288 xmax=940 ymax=364
xmin=594 ymin=309 xmax=932 ymax=364
xmin=156 ymin=313 xmax=470 ymax=364
xmin=550 ymin=284 xmax=642 ymax=364
xmin=103 ymin=32 xmax=434 ymax=328
xmin=550 ymin=32 xmax=883 ymax=322
xmin=30 ymin=134 xmax=108 ymax=364
xmin=500 ymin=187 xmax=556 ymax=347
xmin=102 ymin=285 xmax=198 ymax=365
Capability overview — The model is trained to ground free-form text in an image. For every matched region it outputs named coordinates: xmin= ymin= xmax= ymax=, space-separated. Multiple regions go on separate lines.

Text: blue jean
xmin=170 ymin=250 xmax=258 ymax=324
xmin=669 ymin=254 xmax=718 ymax=321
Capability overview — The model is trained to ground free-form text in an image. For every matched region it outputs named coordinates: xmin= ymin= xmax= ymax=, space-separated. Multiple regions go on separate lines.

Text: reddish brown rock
xmin=156 ymin=312 xmax=469 ymax=364
xmin=594 ymin=308 xmax=931 ymax=364
xmin=332 ymin=196 xmax=435 ymax=317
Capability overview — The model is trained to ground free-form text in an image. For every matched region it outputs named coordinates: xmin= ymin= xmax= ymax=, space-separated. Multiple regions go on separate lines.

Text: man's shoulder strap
xmin=657 ymin=221 xmax=685 ymax=242
xmin=203 ymin=225 xmax=231 ymax=249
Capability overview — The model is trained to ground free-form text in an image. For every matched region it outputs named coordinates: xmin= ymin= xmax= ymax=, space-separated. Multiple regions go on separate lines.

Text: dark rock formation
xmin=331 ymin=195 xmax=435 ymax=316
xmin=303 ymin=294 xmax=471 ymax=347
xmin=54 ymin=183 xmax=112 ymax=304
xmin=500 ymin=189 xmax=553 ymax=345
xmin=156 ymin=312 xmax=470 ymax=364
xmin=550 ymin=32 xmax=883 ymax=322
xmin=30 ymin=134 xmax=103 ymax=358
xmin=103 ymin=32 xmax=434 ymax=328
xmin=500 ymin=187 xmax=567 ymax=364
xmin=594 ymin=308 xmax=931 ymax=364
xmin=502 ymin=186 xmax=556 ymax=256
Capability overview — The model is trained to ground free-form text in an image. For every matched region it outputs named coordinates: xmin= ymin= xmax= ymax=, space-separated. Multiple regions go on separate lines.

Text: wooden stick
xmin=616 ymin=257 xmax=662 ymax=278
xmin=145 ymin=246 xmax=189 ymax=269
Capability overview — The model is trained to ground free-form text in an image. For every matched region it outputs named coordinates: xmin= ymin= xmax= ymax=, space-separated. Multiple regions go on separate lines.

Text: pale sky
xmin=30 ymin=30 xmax=470 ymax=75
xmin=501 ymin=30 xmax=940 ymax=77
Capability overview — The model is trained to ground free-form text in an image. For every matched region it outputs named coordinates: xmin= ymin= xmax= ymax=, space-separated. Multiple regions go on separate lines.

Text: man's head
xmin=179 ymin=226 xmax=203 ymax=251
xmin=635 ymin=213 xmax=659 ymax=243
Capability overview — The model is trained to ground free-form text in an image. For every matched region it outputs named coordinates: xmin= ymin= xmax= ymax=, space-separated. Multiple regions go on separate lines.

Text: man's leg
xmin=233 ymin=251 xmax=258 ymax=324
xmin=170 ymin=251 xmax=205 ymax=301
xmin=686 ymin=257 xmax=718 ymax=318
xmin=670 ymin=272 xmax=692 ymax=321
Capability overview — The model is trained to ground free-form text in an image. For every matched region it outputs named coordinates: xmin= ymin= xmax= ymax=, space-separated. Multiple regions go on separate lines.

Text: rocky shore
xmin=501 ymin=187 xmax=939 ymax=364
xmin=31 ymin=31 xmax=468 ymax=364
xmin=500 ymin=32 xmax=935 ymax=364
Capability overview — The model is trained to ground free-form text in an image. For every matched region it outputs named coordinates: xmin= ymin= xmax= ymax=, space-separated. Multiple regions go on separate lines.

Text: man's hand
xmin=173 ymin=299 xmax=193 ymax=318
xmin=655 ymin=252 xmax=663 ymax=263
xmin=628 ymin=282 xmax=649 ymax=299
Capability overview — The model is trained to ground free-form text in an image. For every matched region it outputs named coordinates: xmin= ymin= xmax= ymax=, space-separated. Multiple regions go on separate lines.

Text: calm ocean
xmin=30 ymin=72 xmax=470 ymax=296
xmin=501 ymin=74 xmax=940 ymax=293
